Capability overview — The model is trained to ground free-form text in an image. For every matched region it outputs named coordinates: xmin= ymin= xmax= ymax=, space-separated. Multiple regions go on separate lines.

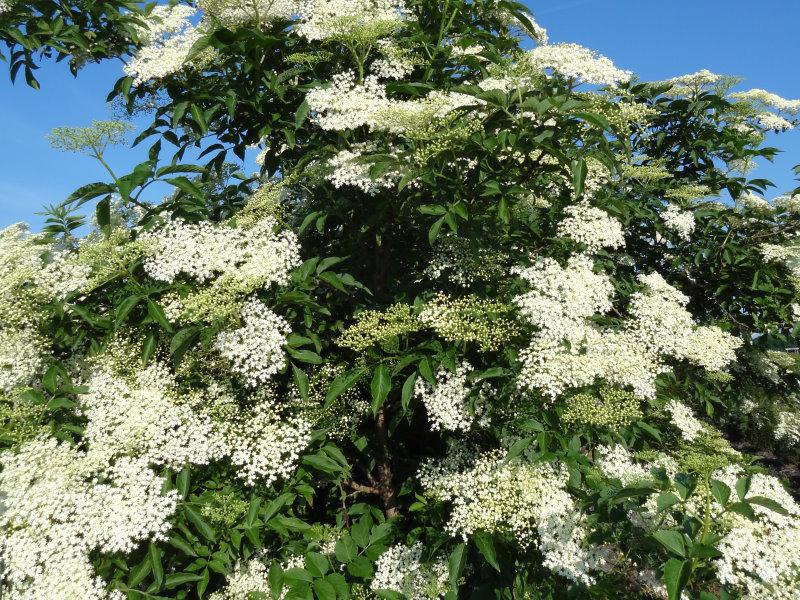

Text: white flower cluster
xmin=0 ymin=327 xmax=46 ymax=394
xmin=413 ymin=363 xmax=474 ymax=432
xmin=661 ymin=203 xmax=695 ymax=241
xmin=594 ymin=444 xmax=652 ymax=485
xmin=739 ymin=191 xmax=772 ymax=212
xmin=81 ymin=355 xmax=309 ymax=485
xmin=524 ymin=43 xmax=632 ymax=86
xmin=627 ymin=273 xmax=742 ymax=370
xmin=81 ymin=362 xmax=226 ymax=468
xmin=142 ymin=216 xmax=301 ymax=286
xmin=124 ymin=4 xmax=202 ymax=85
xmin=0 ymin=223 xmax=93 ymax=393
xmin=712 ymin=466 xmax=800 ymax=600
xmin=755 ymin=112 xmax=795 ymax=132
xmin=208 ymin=559 xmax=271 ymax=600
xmin=295 ymin=0 xmax=411 ymax=41
xmin=775 ymin=411 xmax=800 ymax=447
xmin=761 ymin=242 xmax=800 ymax=279
xmin=215 ymin=297 xmax=292 ymax=387
xmin=727 ymin=88 xmax=800 ymax=132
xmin=666 ymin=69 xmax=724 ymax=90
xmin=731 ymin=88 xmax=800 ymax=115
xmin=0 ymin=436 xmax=176 ymax=600
xmin=199 ymin=0 xmax=301 ymax=27
xmin=371 ymin=40 xmax=416 ymax=79
xmin=306 ymin=70 xmax=476 ymax=135
xmin=371 ymin=543 xmax=450 ymax=599
xmin=513 ymin=254 xmax=614 ymax=345
xmin=556 ymin=202 xmax=625 ymax=252
xmin=418 ymin=450 xmax=606 ymax=585
xmin=222 ymin=400 xmax=311 ymax=486
xmin=774 ymin=193 xmax=800 ymax=213
xmin=326 ymin=143 xmax=401 ymax=194
xmin=514 ymin=257 xmax=741 ymax=401
xmin=306 ymin=71 xmax=389 ymax=130
xmin=664 ymin=400 xmax=704 ymax=442
xmin=1 ymin=222 xmax=91 ymax=302
xmin=423 ymin=233 xmax=506 ymax=287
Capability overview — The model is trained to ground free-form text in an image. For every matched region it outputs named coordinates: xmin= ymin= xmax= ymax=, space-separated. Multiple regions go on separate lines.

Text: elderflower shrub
xmin=6 ymin=0 xmax=800 ymax=597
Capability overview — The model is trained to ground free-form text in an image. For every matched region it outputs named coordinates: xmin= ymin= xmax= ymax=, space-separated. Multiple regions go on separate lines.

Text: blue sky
xmin=1 ymin=0 xmax=799 ymax=229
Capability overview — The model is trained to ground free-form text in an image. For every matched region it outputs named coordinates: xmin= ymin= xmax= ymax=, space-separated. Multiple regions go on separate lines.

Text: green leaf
xmin=710 ymin=480 xmax=731 ymax=507
xmin=176 ymin=463 xmax=191 ymax=498
xmin=96 ymin=196 xmax=111 ymax=231
xmin=141 ymin=332 xmax=158 ymax=366
xmin=245 ymin=497 xmax=262 ymax=528
xmin=728 ymin=501 xmax=757 ymax=521
xmin=167 ymin=535 xmax=197 ymax=557
xmin=346 ymin=555 xmax=373 ymax=579
xmin=418 ymin=204 xmax=448 ymax=215
xmin=170 ymin=326 xmax=200 ymax=367
xmin=319 ymin=271 xmax=347 ymax=292
xmin=448 ymin=543 xmax=467 ymax=592
xmin=305 ymin=552 xmax=330 ymax=578
xmin=401 ymin=372 xmax=417 ymax=412
xmin=653 ymin=530 xmax=686 ymax=558
xmin=313 ymin=579 xmax=337 ymax=600
xmin=370 ymin=364 xmax=391 ymax=414
xmin=269 ymin=562 xmax=284 ymax=600
xmin=287 ymin=349 xmax=323 ymax=364
xmin=736 ymin=475 xmax=752 ymax=501
xmin=428 ymin=216 xmax=445 ymax=246
xmin=147 ymin=299 xmax=174 ymax=333
xmin=472 ymin=530 xmax=500 ymax=572
xmin=183 ymin=505 xmax=216 ymax=541
xmin=155 ymin=163 xmax=206 ymax=177
xmin=503 ymin=437 xmax=533 ymax=464
xmin=295 ymin=99 xmax=310 ymax=129
xmin=657 ymin=492 xmax=681 ymax=512
xmin=334 ymin=535 xmax=358 ymax=563
xmin=324 ymin=367 xmax=368 ymax=408
xmin=128 ymin=557 xmax=152 ymax=588
xmin=165 ymin=573 xmax=203 ymax=589
xmin=165 ymin=176 xmax=206 ymax=200
xmin=571 ymin=158 xmax=587 ymax=199
xmin=292 ymin=363 xmax=310 ymax=401
xmin=302 ymin=453 xmax=345 ymax=475
xmin=190 ymin=104 xmax=209 ymax=134
xmin=351 ymin=515 xmax=372 ymax=548
xmin=149 ymin=543 xmax=164 ymax=589
xmin=748 ymin=495 xmax=789 ymax=516
xmin=663 ymin=558 xmax=691 ymax=600
xmin=115 ymin=295 xmax=142 ymax=327
xmin=316 ymin=256 xmax=346 ymax=274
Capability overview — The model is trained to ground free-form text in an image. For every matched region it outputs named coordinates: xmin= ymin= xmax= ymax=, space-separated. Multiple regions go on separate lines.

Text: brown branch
xmin=343 ymin=480 xmax=381 ymax=495
xmin=374 ymin=406 xmax=399 ymax=518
